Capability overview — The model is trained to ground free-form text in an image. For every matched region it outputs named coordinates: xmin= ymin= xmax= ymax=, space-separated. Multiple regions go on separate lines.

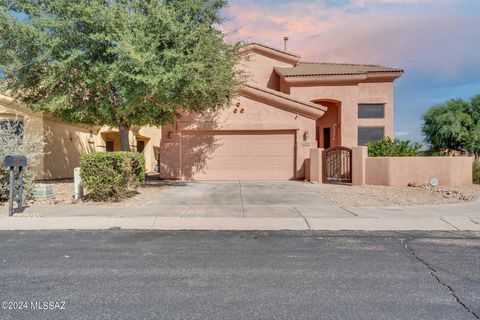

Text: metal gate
xmin=323 ymin=147 xmax=352 ymax=184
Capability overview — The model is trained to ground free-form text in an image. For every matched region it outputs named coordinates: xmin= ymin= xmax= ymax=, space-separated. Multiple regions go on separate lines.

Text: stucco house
xmin=0 ymin=93 xmax=162 ymax=180
xmin=159 ymin=43 xmax=403 ymax=181
xmin=1 ymin=42 xmax=403 ymax=181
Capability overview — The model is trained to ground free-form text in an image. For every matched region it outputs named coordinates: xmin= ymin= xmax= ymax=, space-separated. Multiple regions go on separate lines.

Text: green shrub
xmin=80 ymin=152 xmax=145 ymax=201
xmin=473 ymin=160 xmax=480 ymax=184
xmin=366 ymin=137 xmax=422 ymax=157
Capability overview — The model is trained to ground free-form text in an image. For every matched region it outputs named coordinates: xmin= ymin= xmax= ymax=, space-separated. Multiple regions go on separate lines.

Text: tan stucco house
xmin=0 ymin=94 xmax=162 ymax=180
xmin=159 ymin=43 xmax=403 ymax=181
xmin=1 ymin=43 xmax=403 ymax=181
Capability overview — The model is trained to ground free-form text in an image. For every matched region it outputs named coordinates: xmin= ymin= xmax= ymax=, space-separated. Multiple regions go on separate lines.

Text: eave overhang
xmin=239 ymin=84 xmax=326 ymax=120
xmin=239 ymin=43 xmax=301 ymax=65
xmin=275 ymin=69 xmax=404 ymax=85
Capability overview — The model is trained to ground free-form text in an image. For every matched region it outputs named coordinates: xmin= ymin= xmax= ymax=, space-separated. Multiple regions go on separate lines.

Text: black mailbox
xmin=4 ymin=155 xmax=28 ymax=167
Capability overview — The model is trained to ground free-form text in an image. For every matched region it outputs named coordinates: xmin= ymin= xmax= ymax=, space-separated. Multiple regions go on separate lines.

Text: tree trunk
xmin=118 ymin=121 xmax=131 ymax=151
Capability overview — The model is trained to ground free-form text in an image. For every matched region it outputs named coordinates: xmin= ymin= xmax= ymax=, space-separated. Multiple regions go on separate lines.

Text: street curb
xmin=0 ymin=217 xmax=309 ymax=231
xmin=1 ymin=216 xmax=480 ymax=231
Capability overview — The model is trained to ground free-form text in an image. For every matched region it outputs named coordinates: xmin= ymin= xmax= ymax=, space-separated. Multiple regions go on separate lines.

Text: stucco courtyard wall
xmin=364 ymin=156 xmax=474 ymax=186
xmin=309 ymin=146 xmax=473 ymax=186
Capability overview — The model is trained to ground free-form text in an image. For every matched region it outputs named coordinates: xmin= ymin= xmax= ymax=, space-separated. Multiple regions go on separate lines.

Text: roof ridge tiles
xmin=298 ymin=61 xmax=385 ymax=67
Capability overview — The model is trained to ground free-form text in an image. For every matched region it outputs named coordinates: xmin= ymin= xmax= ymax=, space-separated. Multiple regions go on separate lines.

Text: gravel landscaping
xmin=2 ymin=178 xmax=479 ymax=209
xmin=313 ymin=183 xmax=480 ymax=207
xmin=20 ymin=176 xmax=169 ymax=208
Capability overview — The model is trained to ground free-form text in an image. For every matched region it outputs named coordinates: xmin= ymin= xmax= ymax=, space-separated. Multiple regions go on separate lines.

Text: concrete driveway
xmin=146 ymin=181 xmax=353 ymax=218
xmin=5 ymin=181 xmax=480 ymax=231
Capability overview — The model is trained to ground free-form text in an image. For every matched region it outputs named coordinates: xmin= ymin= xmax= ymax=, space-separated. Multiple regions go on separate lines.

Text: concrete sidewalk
xmin=1 ymin=200 xmax=479 ymax=231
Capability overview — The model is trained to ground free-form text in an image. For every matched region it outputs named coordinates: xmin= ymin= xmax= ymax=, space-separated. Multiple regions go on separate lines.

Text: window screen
xmin=0 ymin=120 xmax=24 ymax=139
xmin=358 ymin=127 xmax=384 ymax=146
xmin=358 ymin=104 xmax=385 ymax=119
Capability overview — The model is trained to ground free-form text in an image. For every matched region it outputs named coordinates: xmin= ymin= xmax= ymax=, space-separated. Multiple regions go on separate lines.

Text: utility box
xmin=34 ymin=183 xmax=54 ymax=200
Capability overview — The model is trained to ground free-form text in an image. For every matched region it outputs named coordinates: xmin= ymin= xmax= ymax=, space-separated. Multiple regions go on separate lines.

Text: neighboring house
xmin=0 ymin=93 xmax=161 ymax=180
xmin=159 ymin=43 xmax=403 ymax=181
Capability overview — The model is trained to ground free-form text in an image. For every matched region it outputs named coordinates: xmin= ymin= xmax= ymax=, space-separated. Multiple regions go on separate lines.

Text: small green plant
xmin=80 ymin=152 xmax=145 ymax=201
xmin=366 ymin=137 xmax=422 ymax=157
xmin=473 ymin=160 xmax=480 ymax=184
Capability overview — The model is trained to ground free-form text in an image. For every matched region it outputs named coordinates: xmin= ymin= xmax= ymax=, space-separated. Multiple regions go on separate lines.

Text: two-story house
xmin=159 ymin=43 xmax=403 ymax=180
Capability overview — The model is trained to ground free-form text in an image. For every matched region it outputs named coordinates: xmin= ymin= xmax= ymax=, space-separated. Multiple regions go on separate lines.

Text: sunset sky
xmin=223 ymin=0 xmax=480 ymax=143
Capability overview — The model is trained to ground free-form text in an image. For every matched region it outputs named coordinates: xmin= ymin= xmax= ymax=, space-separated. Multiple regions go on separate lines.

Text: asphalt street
xmin=0 ymin=230 xmax=479 ymax=320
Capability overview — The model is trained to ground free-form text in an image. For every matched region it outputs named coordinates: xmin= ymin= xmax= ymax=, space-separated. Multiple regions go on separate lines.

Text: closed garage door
xmin=181 ymin=130 xmax=295 ymax=180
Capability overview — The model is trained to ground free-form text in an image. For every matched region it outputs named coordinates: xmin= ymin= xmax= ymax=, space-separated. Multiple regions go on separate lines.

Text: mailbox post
xmin=3 ymin=155 xmax=28 ymax=216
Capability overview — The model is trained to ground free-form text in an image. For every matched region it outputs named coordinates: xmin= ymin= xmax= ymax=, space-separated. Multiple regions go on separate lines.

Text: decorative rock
xmin=34 ymin=183 xmax=54 ymax=200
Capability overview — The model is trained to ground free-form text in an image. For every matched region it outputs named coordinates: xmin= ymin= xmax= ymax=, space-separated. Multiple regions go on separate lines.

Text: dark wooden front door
xmin=323 ymin=147 xmax=352 ymax=184
xmin=323 ymin=128 xmax=331 ymax=149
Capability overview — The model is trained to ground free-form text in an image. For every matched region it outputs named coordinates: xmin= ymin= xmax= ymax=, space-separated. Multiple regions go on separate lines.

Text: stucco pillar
xmin=352 ymin=146 xmax=368 ymax=186
xmin=309 ymin=148 xmax=324 ymax=183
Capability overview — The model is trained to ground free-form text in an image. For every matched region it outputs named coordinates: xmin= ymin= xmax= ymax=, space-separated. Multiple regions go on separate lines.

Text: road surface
xmin=0 ymin=230 xmax=479 ymax=320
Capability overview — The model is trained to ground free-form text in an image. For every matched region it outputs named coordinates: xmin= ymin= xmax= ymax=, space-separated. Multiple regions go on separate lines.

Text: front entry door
xmin=323 ymin=128 xmax=331 ymax=149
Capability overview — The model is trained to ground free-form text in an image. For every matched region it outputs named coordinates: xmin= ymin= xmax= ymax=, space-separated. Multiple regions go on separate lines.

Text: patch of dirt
xmin=19 ymin=176 xmax=168 ymax=208
xmin=315 ymin=184 xmax=480 ymax=207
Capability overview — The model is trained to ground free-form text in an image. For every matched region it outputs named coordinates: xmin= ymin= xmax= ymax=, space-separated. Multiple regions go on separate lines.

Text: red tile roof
xmin=275 ymin=62 xmax=403 ymax=77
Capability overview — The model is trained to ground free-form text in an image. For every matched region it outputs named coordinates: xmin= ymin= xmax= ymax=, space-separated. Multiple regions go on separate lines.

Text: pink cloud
xmin=224 ymin=0 xmax=480 ymax=78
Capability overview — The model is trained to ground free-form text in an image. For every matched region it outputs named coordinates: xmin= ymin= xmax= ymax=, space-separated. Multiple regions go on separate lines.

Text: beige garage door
xmin=181 ymin=130 xmax=295 ymax=180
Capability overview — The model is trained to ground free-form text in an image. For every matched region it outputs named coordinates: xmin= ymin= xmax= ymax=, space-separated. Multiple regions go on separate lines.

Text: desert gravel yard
xmin=3 ymin=178 xmax=480 ymax=209
xmin=313 ymin=183 xmax=480 ymax=207
xmin=23 ymin=176 xmax=169 ymax=207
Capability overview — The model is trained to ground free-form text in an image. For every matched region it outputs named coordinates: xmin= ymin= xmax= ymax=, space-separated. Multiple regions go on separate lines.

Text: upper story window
xmin=358 ymin=127 xmax=384 ymax=146
xmin=358 ymin=104 xmax=385 ymax=119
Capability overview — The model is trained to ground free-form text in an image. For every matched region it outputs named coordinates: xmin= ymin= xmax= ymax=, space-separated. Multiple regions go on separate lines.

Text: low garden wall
xmin=364 ymin=156 xmax=473 ymax=186
xmin=309 ymin=147 xmax=474 ymax=186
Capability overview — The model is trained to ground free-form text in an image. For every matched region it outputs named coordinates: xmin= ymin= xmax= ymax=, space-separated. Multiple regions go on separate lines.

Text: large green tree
xmin=0 ymin=0 xmax=241 ymax=150
xmin=422 ymin=96 xmax=480 ymax=157
xmin=469 ymin=95 xmax=480 ymax=156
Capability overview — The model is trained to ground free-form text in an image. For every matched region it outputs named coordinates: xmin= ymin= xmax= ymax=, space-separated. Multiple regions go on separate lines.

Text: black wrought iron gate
xmin=323 ymin=147 xmax=352 ymax=184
